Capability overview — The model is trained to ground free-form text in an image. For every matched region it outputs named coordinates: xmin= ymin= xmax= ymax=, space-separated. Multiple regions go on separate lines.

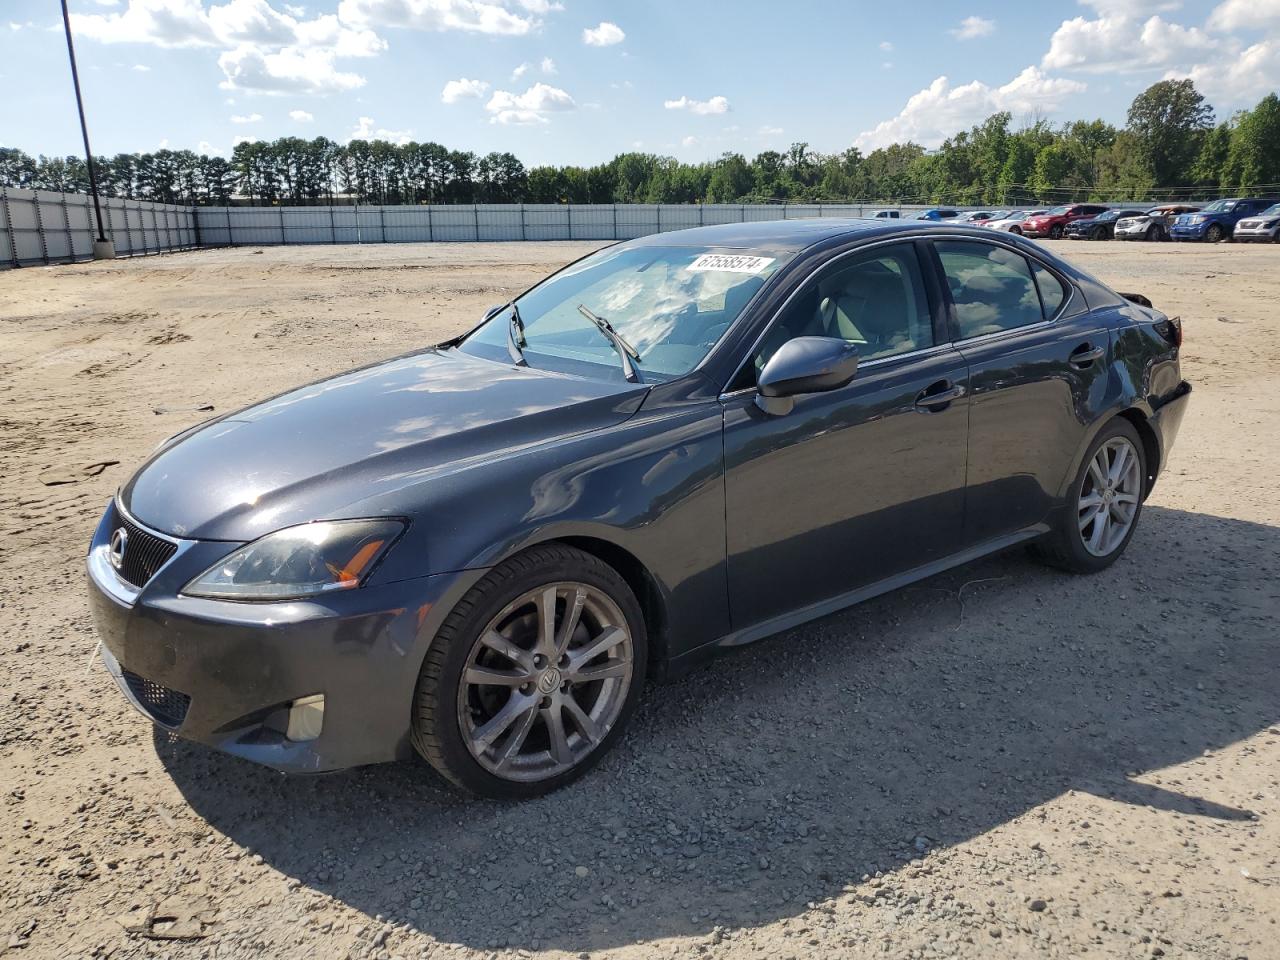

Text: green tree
xmin=1126 ymin=79 xmax=1214 ymax=188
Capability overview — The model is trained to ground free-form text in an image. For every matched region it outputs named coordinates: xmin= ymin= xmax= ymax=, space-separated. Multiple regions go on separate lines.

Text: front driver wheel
xmin=1206 ymin=223 xmax=1225 ymax=243
xmin=411 ymin=544 xmax=646 ymax=798
xmin=1031 ymin=419 xmax=1146 ymax=574
xmin=1009 ymin=226 xmax=1023 ymax=235
xmin=1145 ymin=225 xmax=1161 ymax=241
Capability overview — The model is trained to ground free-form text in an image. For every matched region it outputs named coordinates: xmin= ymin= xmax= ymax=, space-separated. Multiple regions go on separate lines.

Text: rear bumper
xmin=86 ymin=500 xmax=483 ymax=773
xmin=1150 ymin=380 xmax=1192 ymax=480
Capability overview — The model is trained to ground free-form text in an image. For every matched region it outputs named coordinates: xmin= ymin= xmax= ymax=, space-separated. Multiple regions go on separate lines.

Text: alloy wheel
xmin=1077 ymin=437 xmax=1142 ymax=557
xmin=457 ymin=582 xmax=634 ymax=782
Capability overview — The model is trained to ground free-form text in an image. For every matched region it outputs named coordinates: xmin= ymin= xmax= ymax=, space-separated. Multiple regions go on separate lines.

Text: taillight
xmin=1155 ymin=315 xmax=1183 ymax=348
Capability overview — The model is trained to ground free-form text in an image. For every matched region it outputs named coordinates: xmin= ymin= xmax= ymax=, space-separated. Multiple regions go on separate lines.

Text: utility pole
xmin=61 ymin=0 xmax=113 ymax=259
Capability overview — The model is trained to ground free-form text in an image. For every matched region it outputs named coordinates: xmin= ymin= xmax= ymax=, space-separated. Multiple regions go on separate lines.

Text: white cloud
xmin=681 ymin=135 xmax=698 ymax=147
xmin=71 ymin=0 xmax=217 ymax=47
xmin=337 ymin=0 xmax=539 ymax=35
xmin=855 ymin=66 xmax=1087 ymax=150
xmin=289 ymin=107 xmax=313 ymax=120
xmin=131 ymin=62 xmax=151 ymax=70
xmin=1043 ymin=14 xmax=1218 ymax=72
xmin=539 ymin=55 xmax=555 ymax=74
xmin=664 ymin=95 xmax=730 ymax=115
xmin=515 ymin=0 xmax=562 ymax=12
xmin=233 ymin=134 xmax=257 ymax=145
xmin=951 ymin=15 xmax=995 ymax=40
xmin=219 ymin=43 xmax=366 ymax=93
xmin=879 ymin=40 xmax=893 ymax=52
xmin=230 ymin=111 xmax=263 ymax=122
xmin=511 ymin=61 xmax=528 ymax=80
xmin=283 ymin=2 xmax=305 ymax=14
xmin=441 ymin=77 xmax=489 ymax=103
xmin=1206 ymin=0 xmax=1280 ymax=31
xmin=582 ymin=20 xmax=624 ymax=46
xmin=1168 ymin=38 xmax=1280 ymax=103
xmin=197 ymin=139 xmax=222 ymax=153
xmin=157 ymin=137 xmax=169 ymax=147
xmin=485 ymin=81 xmax=575 ymax=124
xmin=758 ymin=125 xmax=784 ymax=136
xmin=346 ymin=115 xmax=413 ymax=143
xmin=93 ymin=0 xmax=122 ymax=6
xmin=73 ymin=0 xmax=387 ymax=94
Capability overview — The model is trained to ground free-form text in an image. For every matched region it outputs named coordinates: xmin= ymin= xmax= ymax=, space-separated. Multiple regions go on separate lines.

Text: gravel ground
xmin=1 ymin=240 xmax=1277 ymax=960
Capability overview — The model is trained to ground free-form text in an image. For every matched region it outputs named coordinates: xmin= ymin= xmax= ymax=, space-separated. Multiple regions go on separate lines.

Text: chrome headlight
xmin=1189 ymin=215 xmax=1207 ymax=224
xmin=183 ymin=519 xmax=405 ymax=600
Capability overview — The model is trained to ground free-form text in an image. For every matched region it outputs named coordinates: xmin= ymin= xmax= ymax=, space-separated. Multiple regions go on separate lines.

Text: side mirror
xmin=755 ymin=336 xmax=859 ymax=416
xmin=483 ymin=303 xmax=508 ymax=321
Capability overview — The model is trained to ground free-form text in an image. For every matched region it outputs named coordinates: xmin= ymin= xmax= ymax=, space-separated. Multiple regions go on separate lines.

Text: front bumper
xmin=1114 ymin=225 xmax=1150 ymax=240
xmin=86 ymin=500 xmax=482 ymax=773
xmin=1233 ymin=225 xmax=1278 ymax=242
xmin=1170 ymin=222 xmax=1211 ymax=240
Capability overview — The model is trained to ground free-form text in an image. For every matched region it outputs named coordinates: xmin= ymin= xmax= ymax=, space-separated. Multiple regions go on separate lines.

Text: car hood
xmin=122 ymin=348 xmax=648 ymax=541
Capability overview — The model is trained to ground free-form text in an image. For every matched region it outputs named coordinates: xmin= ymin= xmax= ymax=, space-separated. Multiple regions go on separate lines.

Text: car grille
xmin=121 ymin=670 xmax=191 ymax=728
xmin=113 ymin=511 xmax=179 ymax=588
xmin=1239 ymin=220 xmax=1258 ymax=228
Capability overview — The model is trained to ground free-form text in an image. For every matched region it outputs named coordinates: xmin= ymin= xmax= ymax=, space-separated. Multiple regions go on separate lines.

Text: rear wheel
xmin=1009 ymin=226 xmax=1023 ymax=236
xmin=1032 ymin=419 xmax=1146 ymax=574
xmin=411 ymin=544 xmax=647 ymax=798
xmin=1206 ymin=223 xmax=1225 ymax=243
xmin=1049 ymin=224 xmax=1064 ymax=240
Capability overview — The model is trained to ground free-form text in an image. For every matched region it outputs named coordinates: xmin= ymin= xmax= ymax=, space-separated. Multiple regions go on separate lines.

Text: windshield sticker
xmin=686 ymin=254 xmax=776 ymax=274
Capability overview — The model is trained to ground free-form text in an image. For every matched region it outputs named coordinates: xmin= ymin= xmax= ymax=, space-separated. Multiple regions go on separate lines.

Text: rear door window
xmin=1030 ymin=262 xmax=1069 ymax=319
xmin=935 ymin=241 xmax=1044 ymax=339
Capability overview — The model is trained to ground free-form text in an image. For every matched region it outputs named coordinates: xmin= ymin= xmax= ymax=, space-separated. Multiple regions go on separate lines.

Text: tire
xmin=411 ymin=543 xmax=648 ymax=799
xmin=1031 ymin=418 xmax=1147 ymax=574
xmin=1145 ymin=225 xmax=1160 ymax=242
xmin=1049 ymin=224 xmax=1064 ymax=240
xmin=1009 ymin=226 xmax=1023 ymax=236
xmin=1206 ymin=223 xmax=1225 ymax=243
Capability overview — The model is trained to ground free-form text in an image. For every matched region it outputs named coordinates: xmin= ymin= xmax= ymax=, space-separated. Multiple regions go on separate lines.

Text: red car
xmin=1021 ymin=204 xmax=1110 ymax=240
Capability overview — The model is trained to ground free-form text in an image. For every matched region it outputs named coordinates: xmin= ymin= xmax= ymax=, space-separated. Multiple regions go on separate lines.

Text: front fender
xmin=367 ymin=403 xmax=731 ymax=660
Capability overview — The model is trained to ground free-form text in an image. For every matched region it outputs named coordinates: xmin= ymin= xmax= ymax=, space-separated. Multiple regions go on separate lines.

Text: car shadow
xmin=157 ymin=505 xmax=1278 ymax=953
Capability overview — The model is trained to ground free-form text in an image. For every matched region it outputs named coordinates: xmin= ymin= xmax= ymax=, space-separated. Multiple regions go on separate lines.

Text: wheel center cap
xmin=537 ymin=668 xmax=562 ymax=694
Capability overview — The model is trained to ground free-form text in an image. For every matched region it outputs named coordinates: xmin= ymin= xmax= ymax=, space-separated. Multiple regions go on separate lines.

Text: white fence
xmin=0 ymin=187 xmax=198 ymax=267
xmin=1 ymin=193 xmax=1052 ymax=268
xmin=194 ymin=202 xmax=927 ymax=246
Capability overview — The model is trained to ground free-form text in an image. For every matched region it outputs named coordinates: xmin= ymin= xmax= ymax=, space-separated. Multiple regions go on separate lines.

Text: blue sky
xmin=2 ymin=0 xmax=1278 ymax=164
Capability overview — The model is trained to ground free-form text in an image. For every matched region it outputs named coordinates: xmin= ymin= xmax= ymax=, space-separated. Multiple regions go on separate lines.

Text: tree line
xmin=2 ymin=81 xmax=1277 ymax=207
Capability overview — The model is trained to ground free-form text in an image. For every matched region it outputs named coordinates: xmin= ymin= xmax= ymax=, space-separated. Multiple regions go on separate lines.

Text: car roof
xmin=626 ymin=217 xmax=897 ymax=253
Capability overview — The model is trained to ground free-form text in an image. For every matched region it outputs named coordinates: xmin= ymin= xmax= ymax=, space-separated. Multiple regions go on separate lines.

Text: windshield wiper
xmin=505 ymin=301 xmax=528 ymax=367
xmin=576 ymin=303 xmax=641 ymax=383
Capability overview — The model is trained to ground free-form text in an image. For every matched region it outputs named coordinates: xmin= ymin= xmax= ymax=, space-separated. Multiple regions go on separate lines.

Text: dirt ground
xmin=1 ymin=239 xmax=1277 ymax=960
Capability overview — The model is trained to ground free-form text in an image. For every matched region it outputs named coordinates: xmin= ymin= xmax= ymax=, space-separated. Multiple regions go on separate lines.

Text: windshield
xmin=1042 ymin=206 xmax=1070 ymax=216
xmin=1200 ymin=199 xmax=1231 ymax=213
xmin=1258 ymin=204 xmax=1280 ymax=217
xmin=1094 ymin=210 xmax=1122 ymax=221
xmin=460 ymin=245 xmax=786 ymax=380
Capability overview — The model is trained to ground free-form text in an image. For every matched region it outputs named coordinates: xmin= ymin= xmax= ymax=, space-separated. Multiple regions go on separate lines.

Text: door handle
xmin=1069 ymin=343 xmax=1105 ymax=368
xmin=914 ymin=381 xmax=966 ymax=412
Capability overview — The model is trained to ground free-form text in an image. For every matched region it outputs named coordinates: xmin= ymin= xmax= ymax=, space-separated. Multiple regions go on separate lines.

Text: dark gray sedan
xmin=87 ymin=219 xmax=1191 ymax=798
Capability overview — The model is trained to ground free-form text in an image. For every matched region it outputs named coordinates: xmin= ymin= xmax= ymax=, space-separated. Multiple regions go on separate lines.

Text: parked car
xmin=1022 ymin=204 xmax=1111 ymax=239
xmin=1113 ymin=205 xmax=1200 ymax=242
xmin=1066 ymin=208 xmax=1147 ymax=241
xmin=87 ymin=219 xmax=1191 ymax=798
xmin=955 ymin=211 xmax=1008 ymax=226
xmin=870 ymin=209 xmax=901 ymax=219
xmin=1231 ymin=202 xmax=1280 ymax=243
xmin=916 ymin=208 xmax=960 ymax=221
xmin=983 ymin=210 xmax=1046 ymax=234
xmin=1169 ymin=198 xmax=1278 ymax=242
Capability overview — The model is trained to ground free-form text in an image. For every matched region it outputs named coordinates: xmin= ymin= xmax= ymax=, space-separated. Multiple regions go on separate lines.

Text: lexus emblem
xmin=108 ymin=527 xmax=128 ymax=571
